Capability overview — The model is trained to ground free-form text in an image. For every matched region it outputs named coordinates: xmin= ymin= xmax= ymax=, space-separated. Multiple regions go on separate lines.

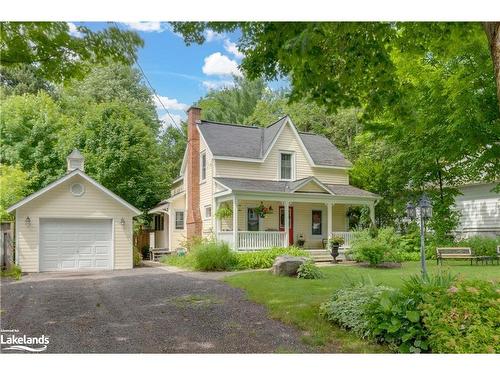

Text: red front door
xmin=279 ymin=206 xmax=294 ymax=246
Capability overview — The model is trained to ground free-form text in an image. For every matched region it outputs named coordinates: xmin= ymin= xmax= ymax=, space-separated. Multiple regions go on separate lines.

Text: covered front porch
xmin=214 ymin=194 xmax=376 ymax=251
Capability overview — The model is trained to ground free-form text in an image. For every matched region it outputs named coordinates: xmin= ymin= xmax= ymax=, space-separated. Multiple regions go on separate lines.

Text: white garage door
xmin=40 ymin=219 xmax=112 ymax=272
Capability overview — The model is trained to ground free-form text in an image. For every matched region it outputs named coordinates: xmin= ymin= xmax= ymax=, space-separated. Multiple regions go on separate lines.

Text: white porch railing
xmin=331 ymin=231 xmax=355 ymax=248
xmin=238 ymin=231 xmax=285 ymax=250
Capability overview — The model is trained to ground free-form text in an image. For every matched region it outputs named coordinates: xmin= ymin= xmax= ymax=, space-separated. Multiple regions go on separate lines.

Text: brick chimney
xmin=186 ymin=106 xmax=203 ymax=240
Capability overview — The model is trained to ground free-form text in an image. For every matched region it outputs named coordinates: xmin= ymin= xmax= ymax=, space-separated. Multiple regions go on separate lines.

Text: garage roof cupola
xmin=67 ymin=149 xmax=85 ymax=172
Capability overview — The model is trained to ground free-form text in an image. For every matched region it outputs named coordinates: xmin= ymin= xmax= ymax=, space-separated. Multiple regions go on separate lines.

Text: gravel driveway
xmin=0 ymin=267 xmax=307 ymax=353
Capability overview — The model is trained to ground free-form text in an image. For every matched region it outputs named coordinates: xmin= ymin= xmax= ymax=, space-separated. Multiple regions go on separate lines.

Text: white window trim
xmin=200 ymin=151 xmax=207 ymax=183
xmin=174 ymin=210 xmax=185 ymax=230
xmin=204 ymin=205 xmax=212 ymax=220
xmin=278 ymin=151 xmax=295 ymax=181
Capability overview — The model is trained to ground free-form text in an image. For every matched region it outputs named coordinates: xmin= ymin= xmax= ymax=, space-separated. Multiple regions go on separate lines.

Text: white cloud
xmin=202 ymin=52 xmax=242 ymax=77
xmin=205 ymin=30 xmax=225 ymax=42
xmin=202 ymin=80 xmax=235 ymax=91
xmin=152 ymin=95 xmax=188 ymax=111
xmin=67 ymin=22 xmax=83 ymax=38
xmin=223 ymin=39 xmax=244 ymax=59
xmin=159 ymin=113 xmax=183 ymax=128
xmin=123 ymin=22 xmax=166 ymax=32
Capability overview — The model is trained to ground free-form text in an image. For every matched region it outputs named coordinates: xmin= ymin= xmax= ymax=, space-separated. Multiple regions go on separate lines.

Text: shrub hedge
xmin=161 ymin=243 xmax=309 ymax=272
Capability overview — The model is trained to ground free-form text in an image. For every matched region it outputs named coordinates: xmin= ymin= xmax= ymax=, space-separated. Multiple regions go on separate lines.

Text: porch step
xmin=305 ymin=248 xmax=348 ymax=263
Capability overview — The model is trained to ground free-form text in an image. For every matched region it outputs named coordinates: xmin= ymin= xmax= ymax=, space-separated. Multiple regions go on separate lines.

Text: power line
xmin=112 ymin=22 xmax=184 ymax=132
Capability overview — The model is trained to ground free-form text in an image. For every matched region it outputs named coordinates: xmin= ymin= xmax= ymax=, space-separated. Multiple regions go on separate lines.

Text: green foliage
xmin=234 ymin=246 xmax=309 ymax=270
xmin=0 ymin=64 xmax=168 ymax=211
xmin=329 ymin=236 xmax=345 ymax=246
xmin=133 ymin=247 xmax=142 ymax=267
xmin=420 ymin=279 xmax=500 ymax=353
xmin=320 ymin=284 xmax=394 ymax=337
xmin=193 ymin=242 xmax=238 ymax=271
xmin=0 ymin=164 xmax=29 ymax=220
xmin=297 ymin=261 xmax=324 ymax=279
xmin=160 ymin=252 xmax=197 ymax=270
xmin=0 ymin=92 xmax=71 ymax=191
xmin=365 ymin=273 xmax=456 ymax=353
xmin=349 ymin=227 xmax=402 ymax=265
xmin=197 ymin=76 xmax=266 ymax=124
xmin=458 ymin=236 xmax=500 ymax=257
xmin=0 ymin=22 xmax=143 ymax=82
xmin=1 ymin=264 xmax=22 ymax=280
xmin=214 ymin=204 xmax=233 ymax=219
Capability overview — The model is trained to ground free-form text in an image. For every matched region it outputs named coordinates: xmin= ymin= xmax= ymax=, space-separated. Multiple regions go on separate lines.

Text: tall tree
xmin=196 ymin=75 xmax=265 ymax=123
xmin=0 ymin=164 xmax=29 ymax=220
xmin=61 ymin=64 xmax=160 ymax=133
xmin=172 ymin=22 xmax=500 ymax=113
xmin=0 ymin=22 xmax=143 ymax=82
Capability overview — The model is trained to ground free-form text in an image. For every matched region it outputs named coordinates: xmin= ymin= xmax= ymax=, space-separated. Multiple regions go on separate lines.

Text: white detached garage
xmin=7 ymin=150 xmax=141 ymax=272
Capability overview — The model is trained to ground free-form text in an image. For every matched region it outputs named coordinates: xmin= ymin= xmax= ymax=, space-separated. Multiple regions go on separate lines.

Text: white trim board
xmin=7 ymin=169 xmax=142 ymax=215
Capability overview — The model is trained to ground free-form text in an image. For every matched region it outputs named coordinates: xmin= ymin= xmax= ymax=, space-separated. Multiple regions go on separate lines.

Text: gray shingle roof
xmin=198 ymin=116 xmax=351 ymax=167
xmin=214 ymin=177 xmax=378 ymax=198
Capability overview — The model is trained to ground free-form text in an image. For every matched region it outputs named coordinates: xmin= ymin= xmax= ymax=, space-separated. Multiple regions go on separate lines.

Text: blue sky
xmin=71 ymin=22 xmax=254 ymax=128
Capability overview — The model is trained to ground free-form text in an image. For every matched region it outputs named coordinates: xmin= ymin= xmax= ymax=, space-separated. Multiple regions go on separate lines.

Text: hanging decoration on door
xmin=254 ymin=202 xmax=273 ymax=218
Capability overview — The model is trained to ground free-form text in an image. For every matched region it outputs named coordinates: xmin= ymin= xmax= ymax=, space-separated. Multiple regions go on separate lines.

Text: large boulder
xmin=271 ymin=255 xmax=309 ymax=277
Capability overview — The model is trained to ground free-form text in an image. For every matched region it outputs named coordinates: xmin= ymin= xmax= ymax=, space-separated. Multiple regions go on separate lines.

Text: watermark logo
xmin=1 ymin=329 xmax=49 ymax=352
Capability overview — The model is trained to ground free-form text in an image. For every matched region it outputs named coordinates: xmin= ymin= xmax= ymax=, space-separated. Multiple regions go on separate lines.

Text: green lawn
xmin=224 ymin=261 xmax=500 ymax=353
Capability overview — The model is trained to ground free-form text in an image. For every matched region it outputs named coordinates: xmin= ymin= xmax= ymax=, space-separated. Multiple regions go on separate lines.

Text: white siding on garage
xmin=16 ymin=174 xmax=134 ymax=272
xmin=454 ymin=183 xmax=500 ymax=238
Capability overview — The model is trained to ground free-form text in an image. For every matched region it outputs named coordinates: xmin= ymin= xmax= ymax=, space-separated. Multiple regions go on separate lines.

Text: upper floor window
xmin=175 ymin=211 xmax=185 ymax=230
xmin=280 ymin=152 xmax=294 ymax=180
xmin=200 ymin=151 xmax=207 ymax=181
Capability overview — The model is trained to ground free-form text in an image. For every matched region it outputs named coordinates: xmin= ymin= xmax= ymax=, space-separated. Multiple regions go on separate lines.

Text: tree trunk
xmin=483 ymin=22 xmax=500 ymax=113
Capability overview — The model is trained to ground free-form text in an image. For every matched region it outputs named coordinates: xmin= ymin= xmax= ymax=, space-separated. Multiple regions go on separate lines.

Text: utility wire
xmin=112 ymin=22 xmax=184 ymax=132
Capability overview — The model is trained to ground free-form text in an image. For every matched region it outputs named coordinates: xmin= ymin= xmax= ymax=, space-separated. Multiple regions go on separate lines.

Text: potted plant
xmin=296 ymin=234 xmax=305 ymax=248
xmin=215 ymin=204 xmax=233 ymax=219
xmin=254 ymin=201 xmax=273 ymax=218
xmin=328 ymin=235 xmax=345 ymax=263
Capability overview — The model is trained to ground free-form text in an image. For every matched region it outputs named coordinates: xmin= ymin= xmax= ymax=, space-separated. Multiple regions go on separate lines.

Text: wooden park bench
xmin=436 ymin=247 xmax=476 ymax=265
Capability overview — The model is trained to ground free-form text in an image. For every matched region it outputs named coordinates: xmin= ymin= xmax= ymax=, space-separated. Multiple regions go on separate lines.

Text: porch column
xmin=284 ymin=200 xmax=290 ymax=247
xmin=369 ymin=202 xmax=376 ymax=226
xmin=232 ymin=196 xmax=238 ymax=250
xmin=168 ymin=209 xmax=173 ymax=251
xmin=214 ymin=200 xmax=220 ymax=240
xmin=327 ymin=202 xmax=333 ymax=240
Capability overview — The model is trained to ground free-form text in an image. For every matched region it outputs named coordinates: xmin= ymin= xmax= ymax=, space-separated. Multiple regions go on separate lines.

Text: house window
xmin=312 ymin=210 xmax=322 ymax=235
xmin=200 ymin=151 xmax=206 ymax=181
xmin=205 ymin=205 xmax=212 ymax=219
xmin=247 ymin=208 xmax=259 ymax=231
xmin=280 ymin=152 xmax=293 ymax=180
xmin=175 ymin=211 xmax=184 ymax=230
xmin=154 ymin=215 xmax=164 ymax=231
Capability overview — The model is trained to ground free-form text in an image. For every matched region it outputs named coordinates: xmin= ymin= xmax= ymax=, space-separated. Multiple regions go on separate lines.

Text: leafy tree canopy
xmin=0 ymin=22 xmax=143 ymax=82
xmin=0 ymin=164 xmax=30 ymax=220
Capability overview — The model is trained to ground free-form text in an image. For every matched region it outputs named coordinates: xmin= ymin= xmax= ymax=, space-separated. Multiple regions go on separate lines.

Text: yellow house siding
xmin=15 ymin=175 xmax=135 ymax=272
xmin=296 ymin=181 xmax=329 ymax=193
xmin=214 ymin=124 xmax=349 ymax=184
xmin=170 ymin=193 xmax=187 ymax=250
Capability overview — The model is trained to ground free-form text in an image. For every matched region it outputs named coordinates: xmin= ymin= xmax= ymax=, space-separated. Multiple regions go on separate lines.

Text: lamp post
xmin=406 ymin=194 xmax=433 ymax=278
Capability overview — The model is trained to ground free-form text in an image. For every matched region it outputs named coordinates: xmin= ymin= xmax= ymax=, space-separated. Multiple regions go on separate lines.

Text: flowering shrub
xmin=420 ymin=279 xmax=500 ymax=353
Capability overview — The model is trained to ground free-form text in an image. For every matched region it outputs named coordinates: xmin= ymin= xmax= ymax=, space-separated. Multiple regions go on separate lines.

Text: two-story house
xmin=149 ymin=106 xmax=379 ymax=253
